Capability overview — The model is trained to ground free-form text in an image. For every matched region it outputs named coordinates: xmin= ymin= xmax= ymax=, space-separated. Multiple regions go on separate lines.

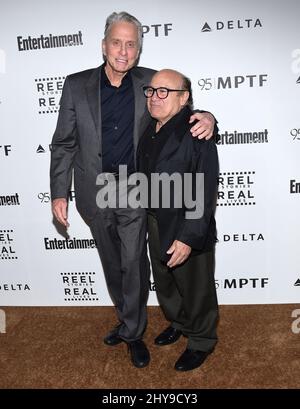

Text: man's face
xmin=147 ymin=70 xmax=189 ymax=125
xmin=102 ymin=21 xmax=139 ymax=75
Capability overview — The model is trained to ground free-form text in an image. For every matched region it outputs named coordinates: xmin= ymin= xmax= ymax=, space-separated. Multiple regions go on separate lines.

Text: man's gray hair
xmin=181 ymin=75 xmax=193 ymax=109
xmin=104 ymin=11 xmax=143 ymax=51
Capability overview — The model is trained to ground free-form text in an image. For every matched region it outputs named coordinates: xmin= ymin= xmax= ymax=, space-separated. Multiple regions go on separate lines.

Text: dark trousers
xmin=89 ymin=182 xmax=150 ymax=342
xmin=148 ymin=211 xmax=219 ymax=351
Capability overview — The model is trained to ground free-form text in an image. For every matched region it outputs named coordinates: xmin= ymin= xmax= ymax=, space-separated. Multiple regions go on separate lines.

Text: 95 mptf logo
xmin=198 ymin=74 xmax=268 ymax=91
xmin=290 ymin=128 xmax=300 ymax=141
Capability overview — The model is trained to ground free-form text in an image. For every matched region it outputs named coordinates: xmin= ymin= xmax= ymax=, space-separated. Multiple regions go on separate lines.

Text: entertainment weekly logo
xmin=44 ymin=237 xmax=97 ymax=251
xmin=217 ymin=171 xmax=256 ymax=207
xmin=217 ymin=129 xmax=268 ymax=145
xmin=60 ymin=272 xmax=99 ymax=302
xmin=201 ymin=18 xmax=262 ymax=32
xmin=35 ymin=76 xmax=65 ymax=114
xmin=290 ymin=179 xmax=300 ymax=194
xmin=0 ymin=193 xmax=20 ymax=207
xmin=17 ymin=31 xmax=83 ymax=51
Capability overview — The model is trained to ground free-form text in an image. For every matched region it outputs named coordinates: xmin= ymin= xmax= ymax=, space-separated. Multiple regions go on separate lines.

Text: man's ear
xmin=180 ymin=90 xmax=190 ymax=106
xmin=102 ymin=39 xmax=106 ymax=57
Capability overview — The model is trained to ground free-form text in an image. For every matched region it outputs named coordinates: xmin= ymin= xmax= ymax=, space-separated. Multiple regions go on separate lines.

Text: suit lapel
xmin=156 ymin=107 xmax=192 ymax=167
xmin=85 ymin=66 xmax=102 ymax=141
xmin=131 ymin=68 xmax=149 ymax=154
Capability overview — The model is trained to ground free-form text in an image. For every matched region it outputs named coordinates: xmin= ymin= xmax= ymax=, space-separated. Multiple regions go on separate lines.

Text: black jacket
xmin=137 ymin=106 xmax=219 ymax=262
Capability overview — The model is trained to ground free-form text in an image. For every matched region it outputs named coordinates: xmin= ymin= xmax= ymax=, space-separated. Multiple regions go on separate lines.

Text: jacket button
xmin=98 ymin=153 xmax=102 ymax=157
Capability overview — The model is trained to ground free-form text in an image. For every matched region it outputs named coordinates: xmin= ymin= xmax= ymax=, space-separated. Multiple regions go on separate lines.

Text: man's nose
xmin=119 ymin=43 xmax=127 ymax=55
xmin=151 ymin=90 xmax=159 ymax=101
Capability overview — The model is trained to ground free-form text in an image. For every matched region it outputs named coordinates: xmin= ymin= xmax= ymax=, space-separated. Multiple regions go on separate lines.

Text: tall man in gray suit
xmin=50 ymin=11 xmax=216 ymax=368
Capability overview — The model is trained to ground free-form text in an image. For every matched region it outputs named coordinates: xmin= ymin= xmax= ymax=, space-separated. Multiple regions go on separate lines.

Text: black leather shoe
xmin=127 ymin=340 xmax=150 ymax=368
xmin=175 ymin=348 xmax=210 ymax=371
xmin=154 ymin=326 xmax=182 ymax=346
xmin=103 ymin=324 xmax=123 ymax=346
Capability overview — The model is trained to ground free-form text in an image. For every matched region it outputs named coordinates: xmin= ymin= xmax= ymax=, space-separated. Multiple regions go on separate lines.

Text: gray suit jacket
xmin=50 ymin=65 xmax=155 ymax=222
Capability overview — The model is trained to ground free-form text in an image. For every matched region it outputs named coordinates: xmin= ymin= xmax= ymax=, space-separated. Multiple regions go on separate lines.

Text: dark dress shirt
xmin=101 ymin=64 xmax=135 ymax=174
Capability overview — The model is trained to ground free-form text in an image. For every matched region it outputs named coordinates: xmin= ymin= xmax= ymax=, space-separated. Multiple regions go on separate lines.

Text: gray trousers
xmin=89 ymin=181 xmax=150 ymax=342
xmin=148 ymin=211 xmax=219 ymax=351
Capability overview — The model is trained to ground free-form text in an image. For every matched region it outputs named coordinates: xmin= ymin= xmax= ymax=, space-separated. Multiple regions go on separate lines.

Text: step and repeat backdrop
xmin=0 ymin=0 xmax=299 ymax=306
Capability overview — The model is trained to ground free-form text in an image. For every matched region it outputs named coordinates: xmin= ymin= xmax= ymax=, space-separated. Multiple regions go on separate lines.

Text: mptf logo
xmin=290 ymin=128 xmax=300 ymax=141
xmin=198 ymin=74 xmax=267 ymax=91
xmin=37 ymin=190 xmax=75 ymax=204
xmin=215 ymin=277 xmax=269 ymax=290
xmin=142 ymin=23 xmax=173 ymax=37
xmin=0 ymin=145 xmax=12 ymax=156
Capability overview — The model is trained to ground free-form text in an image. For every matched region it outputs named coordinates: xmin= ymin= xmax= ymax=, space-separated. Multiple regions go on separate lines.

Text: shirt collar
xmin=156 ymin=106 xmax=192 ymax=136
xmin=101 ymin=63 xmax=132 ymax=88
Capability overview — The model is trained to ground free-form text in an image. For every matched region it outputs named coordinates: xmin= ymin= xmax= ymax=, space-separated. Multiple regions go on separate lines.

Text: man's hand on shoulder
xmin=189 ymin=112 xmax=215 ymax=140
xmin=52 ymin=198 xmax=69 ymax=227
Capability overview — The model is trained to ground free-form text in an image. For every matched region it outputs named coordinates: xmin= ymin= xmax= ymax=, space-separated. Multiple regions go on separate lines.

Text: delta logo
xmin=201 ymin=18 xmax=262 ymax=32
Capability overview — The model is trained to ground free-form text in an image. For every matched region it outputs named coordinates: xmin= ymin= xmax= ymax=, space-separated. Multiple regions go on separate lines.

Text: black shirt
xmin=101 ymin=64 xmax=135 ymax=173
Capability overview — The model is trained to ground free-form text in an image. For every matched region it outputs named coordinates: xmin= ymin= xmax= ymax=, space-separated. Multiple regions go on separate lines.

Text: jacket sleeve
xmin=50 ymin=76 xmax=79 ymax=200
xmin=176 ymin=138 xmax=219 ymax=250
